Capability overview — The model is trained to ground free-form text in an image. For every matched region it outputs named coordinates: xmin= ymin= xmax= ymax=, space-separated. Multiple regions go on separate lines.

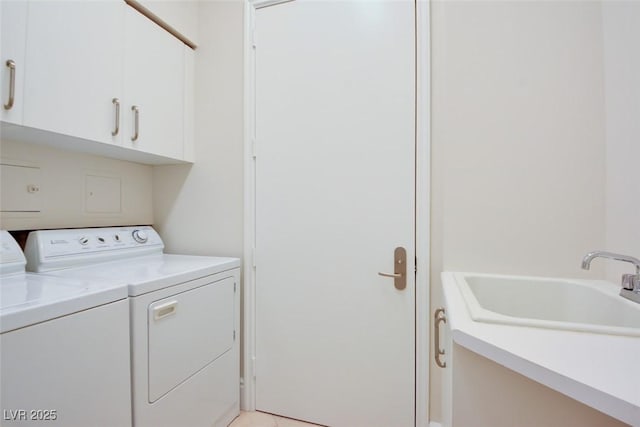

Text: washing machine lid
xmin=37 ymin=254 xmax=240 ymax=296
xmin=0 ymin=273 xmax=127 ymax=333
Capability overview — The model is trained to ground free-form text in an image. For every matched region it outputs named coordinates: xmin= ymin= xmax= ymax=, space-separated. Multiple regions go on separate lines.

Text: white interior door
xmin=254 ymin=1 xmax=416 ymax=426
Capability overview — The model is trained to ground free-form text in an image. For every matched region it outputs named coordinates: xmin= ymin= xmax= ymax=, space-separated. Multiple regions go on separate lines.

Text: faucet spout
xmin=581 ymin=251 xmax=640 ymax=274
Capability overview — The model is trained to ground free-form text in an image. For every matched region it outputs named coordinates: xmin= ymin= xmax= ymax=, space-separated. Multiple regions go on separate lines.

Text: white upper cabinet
xmin=23 ymin=1 xmax=125 ymax=146
xmin=124 ymin=7 xmax=184 ymax=160
xmin=0 ymin=1 xmax=192 ymax=165
xmin=1 ymin=0 xmax=28 ymax=125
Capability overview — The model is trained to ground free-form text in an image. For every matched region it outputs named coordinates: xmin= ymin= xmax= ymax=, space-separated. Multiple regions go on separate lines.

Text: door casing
xmin=242 ymin=1 xmax=431 ymax=425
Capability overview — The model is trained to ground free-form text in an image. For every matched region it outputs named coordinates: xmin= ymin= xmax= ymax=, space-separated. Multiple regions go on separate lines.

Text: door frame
xmin=242 ymin=1 xmax=432 ymax=425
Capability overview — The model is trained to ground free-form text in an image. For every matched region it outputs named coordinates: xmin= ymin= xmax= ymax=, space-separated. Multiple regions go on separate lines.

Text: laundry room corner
xmin=152 ymin=0 xmax=244 ymax=259
xmin=151 ymin=0 xmax=247 ymax=405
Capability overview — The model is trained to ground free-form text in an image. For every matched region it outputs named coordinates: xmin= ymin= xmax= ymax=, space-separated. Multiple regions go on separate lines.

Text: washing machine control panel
xmin=25 ymin=226 xmax=164 ymax=272
xmin=131 ymin=229 xmax=148 ymax=244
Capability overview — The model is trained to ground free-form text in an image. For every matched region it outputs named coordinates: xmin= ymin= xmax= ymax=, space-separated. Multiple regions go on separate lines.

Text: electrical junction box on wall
xmin=84 ymin=174 xmax=122 ymax=214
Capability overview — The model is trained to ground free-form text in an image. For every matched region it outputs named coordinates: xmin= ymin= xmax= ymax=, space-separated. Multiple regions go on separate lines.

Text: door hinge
xmin=415 ymin=256 xmax=418 ymax=274
xmin=252 ymin=247 xmax=257 ymax=269
xmin=233 ymin=330 xmax=236 ymax=341
xmin=252 ymin=139 xmax=257 ymax=159
xmin=234 ymin=282 xmax=237 ymax=292
xmin=252 ymin=355 xmax=257 ymax=379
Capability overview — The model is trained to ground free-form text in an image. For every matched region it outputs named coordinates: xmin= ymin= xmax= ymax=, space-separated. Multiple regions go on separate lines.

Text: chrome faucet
xmin=581 ymin=251 xmax=640 ymax=304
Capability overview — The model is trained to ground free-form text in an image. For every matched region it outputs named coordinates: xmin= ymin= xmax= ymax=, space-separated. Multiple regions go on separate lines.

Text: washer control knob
xmin=113 ymin=234 xmax=121 ymax=242
xmin=79 ymin=236 xmax=89 ymax=246
xmin=132 ymin=229 xmax=148 ymax=244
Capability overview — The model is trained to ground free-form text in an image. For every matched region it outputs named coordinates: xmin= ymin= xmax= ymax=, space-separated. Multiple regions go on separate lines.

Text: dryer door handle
xmin=153 ymin=301 xmax=178 ymax=320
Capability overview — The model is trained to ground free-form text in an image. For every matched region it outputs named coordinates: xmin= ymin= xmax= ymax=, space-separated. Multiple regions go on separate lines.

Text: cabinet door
xmin=23 ymin=1 xmax=124 ymax=145
xmin=0 ymin=0 xmax=28 ymax=125
xmin=124 ymin=8 xmax=184 ymax=160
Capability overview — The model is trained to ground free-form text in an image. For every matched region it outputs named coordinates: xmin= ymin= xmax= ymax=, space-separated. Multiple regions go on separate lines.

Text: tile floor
xmin=229 ymin=411 xmax=323 ymax=427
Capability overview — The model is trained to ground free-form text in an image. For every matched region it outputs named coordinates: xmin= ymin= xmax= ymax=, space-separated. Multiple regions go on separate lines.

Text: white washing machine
xmin=0 ymin=230 xmax=131 ymax=427
xmin=25 ymin=226 xmax=241 ymax=427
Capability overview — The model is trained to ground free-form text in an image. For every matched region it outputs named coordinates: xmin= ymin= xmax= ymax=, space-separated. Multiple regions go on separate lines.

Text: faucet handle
xmin=622 ymin=274 xmax=639 ymax=291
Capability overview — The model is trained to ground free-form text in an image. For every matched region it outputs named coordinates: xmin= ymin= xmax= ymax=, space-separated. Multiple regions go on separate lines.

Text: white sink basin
xmin=453 ymin=273 xmax=640 ymax=337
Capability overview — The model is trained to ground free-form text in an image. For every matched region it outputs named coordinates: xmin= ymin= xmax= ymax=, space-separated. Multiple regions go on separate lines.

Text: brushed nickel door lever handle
xmin=378 ymin=272 xmax=402 ymax=278
xmin=378 ymin=247 xmax=407 ymax=290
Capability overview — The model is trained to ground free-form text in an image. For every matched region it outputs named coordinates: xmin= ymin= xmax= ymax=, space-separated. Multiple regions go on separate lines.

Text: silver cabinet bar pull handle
xmin=131 ymin=105 xmax=139 ymax=141
xmin=4 ymin=59 xmax=16 ymax=110
xmin=434 ymin=308 xmax=447 ymax=368
xmin=111 ymin=98 xmax=120 ymax=136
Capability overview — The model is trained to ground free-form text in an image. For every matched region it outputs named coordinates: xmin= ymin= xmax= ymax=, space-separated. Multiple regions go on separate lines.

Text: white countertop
xmin=442 ymin=272 xmax=640 ymax=427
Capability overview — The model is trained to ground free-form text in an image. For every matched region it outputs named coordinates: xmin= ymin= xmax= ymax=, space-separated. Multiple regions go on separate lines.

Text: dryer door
xmin=147 ymin=276 xmax=235 ymax=402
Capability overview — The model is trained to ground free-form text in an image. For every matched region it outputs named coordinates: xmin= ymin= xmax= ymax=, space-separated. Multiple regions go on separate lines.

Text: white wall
xmin=430 ymin=1 xmax=607 ymax=422
xmin=602 ymin=1 xmax=640 ymax=282
xmin=0 ymin=138 xmax=153 ymax=230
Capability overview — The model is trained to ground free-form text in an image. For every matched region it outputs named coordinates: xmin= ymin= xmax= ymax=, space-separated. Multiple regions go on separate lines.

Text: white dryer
xmin=25 ymin=226 xmax=241 ymax=427
xmin=0 ymin=230 xmax=131 ymax=427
